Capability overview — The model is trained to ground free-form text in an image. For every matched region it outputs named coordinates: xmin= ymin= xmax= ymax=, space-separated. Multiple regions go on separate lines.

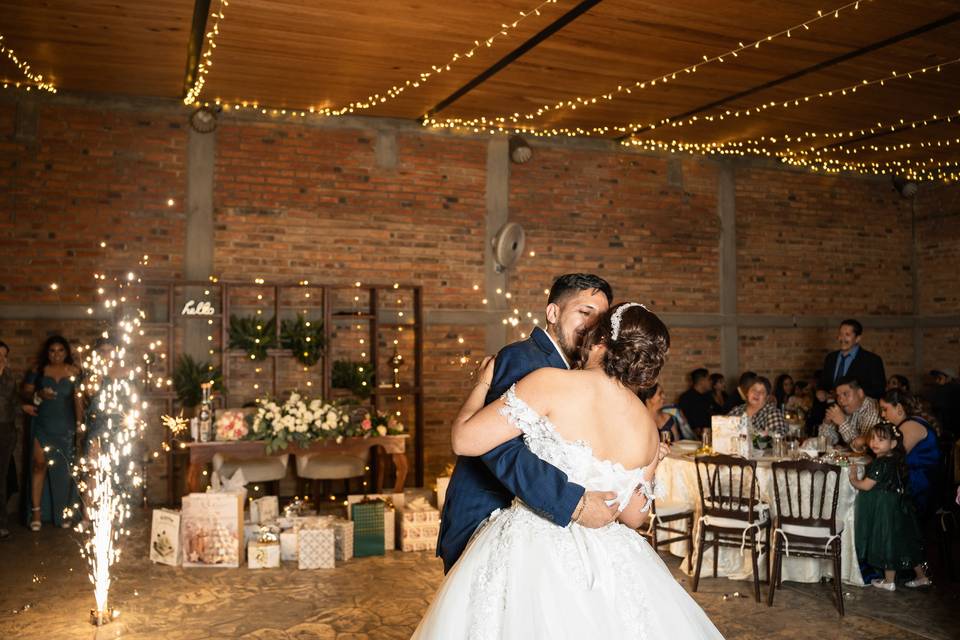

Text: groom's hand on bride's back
xmin=577 ymin=491 xmax=619 ymax=528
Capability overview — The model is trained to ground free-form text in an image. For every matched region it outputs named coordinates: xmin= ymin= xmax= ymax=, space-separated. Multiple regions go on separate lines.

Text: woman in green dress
xmin=849 ymin=421 xmax=929 ymax=590
xmin=23 ymin=336 xmax=83 ymax=530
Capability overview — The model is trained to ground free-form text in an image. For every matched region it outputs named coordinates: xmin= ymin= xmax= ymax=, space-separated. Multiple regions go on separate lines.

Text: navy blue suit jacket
xmin=436 ymin=327 xmax=585 ymax=573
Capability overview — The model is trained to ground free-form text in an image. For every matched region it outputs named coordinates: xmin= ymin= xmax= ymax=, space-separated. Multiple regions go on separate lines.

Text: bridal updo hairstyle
xmin=579 ymin=302 xmax=670 ymax=391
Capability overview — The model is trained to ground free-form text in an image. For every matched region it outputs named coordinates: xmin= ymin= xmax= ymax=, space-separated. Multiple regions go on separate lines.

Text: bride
xmin=413 ymin=302 xmax=724 ymax=639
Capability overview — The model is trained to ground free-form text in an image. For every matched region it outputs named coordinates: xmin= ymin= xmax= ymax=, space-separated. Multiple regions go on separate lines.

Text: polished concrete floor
xmin=0 ymin=508 xmax=957 ymax=640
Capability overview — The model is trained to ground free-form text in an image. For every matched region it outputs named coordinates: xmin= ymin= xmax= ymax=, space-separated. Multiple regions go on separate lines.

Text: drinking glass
xmin=817 ymin=435 xmax=828 ymax=455
xmin=660 ymin=431 xmax=672 ymax=444
xmin=702 ymin=428 xmax=713 ymax=450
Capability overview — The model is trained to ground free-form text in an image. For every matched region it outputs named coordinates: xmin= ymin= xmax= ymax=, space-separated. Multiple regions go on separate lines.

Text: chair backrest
xmin=770 ymin=460 xmax=841 ymax=533
xmin=694 ymin=454 xmax=760 ymax=522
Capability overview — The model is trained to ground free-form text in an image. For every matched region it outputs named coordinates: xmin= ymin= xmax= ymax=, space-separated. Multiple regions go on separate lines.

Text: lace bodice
xmin=498 ymin=384 xmax=650 ymax=512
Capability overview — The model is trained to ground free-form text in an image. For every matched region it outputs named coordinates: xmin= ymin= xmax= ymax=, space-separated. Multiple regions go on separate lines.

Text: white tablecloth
xmin=656 ymin=453 xmax=865 ymax=586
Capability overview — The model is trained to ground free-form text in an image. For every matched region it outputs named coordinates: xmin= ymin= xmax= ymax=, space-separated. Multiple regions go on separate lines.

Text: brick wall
xmin=4 ymin=99 xmax=958 ymax=496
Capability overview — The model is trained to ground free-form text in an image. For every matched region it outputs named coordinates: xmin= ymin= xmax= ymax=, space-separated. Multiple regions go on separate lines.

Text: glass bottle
xmin=198 ymin=382 xmax=214 ymax=442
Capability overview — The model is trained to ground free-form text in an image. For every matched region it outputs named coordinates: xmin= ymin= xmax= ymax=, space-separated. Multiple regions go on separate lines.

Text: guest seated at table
xmin=879 ymin=389 xmax=941 ymax=518
xmin=849 ymin=421 xmax=930 ymax=590
xmin=785 ymin=380 xmax=813 ymax=416
xmin=639 ymin=383 xmax=680 ymax=443
xmin=886 ymin=374 xmax=910 ymax=393
xmin=773 ymin=373 xmax=794 ymax=411
xmin=677 ymin=368 xmax=712 ymax=436
xmin=707 ymin=373 xmax=733 ymax=415
xmin=818 ymin=376 xmax=880 ymax=452
xmin=726 ymin=375 xmax=788 ymax=436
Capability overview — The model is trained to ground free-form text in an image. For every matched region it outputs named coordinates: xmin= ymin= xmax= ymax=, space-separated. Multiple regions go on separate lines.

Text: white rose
xmin=376 ymin=425 xmax=387 ymax=436
xmin=326 ymin=411 xmax=337 ymax=424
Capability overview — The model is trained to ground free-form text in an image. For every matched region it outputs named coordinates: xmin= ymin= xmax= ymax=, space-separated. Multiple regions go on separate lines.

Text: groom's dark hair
xmin=547 ymin=273 xmax=613 ymax=306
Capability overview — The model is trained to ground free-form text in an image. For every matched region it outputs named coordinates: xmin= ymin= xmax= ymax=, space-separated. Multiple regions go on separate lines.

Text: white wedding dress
xmin=413 ymin=386 xmax=724 ymax=639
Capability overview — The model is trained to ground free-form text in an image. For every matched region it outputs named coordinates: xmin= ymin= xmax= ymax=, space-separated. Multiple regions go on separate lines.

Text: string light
xmin=425 ymin=0 xmax=872 ymax=130
xmin=0 ymin=32 xmax=56 ymax=93
xmin=656 ymin=57 xmax=960 ymax=130
xmin=184 ymin=0 xmax=228 ymax=105
xmin=205 ymin=0 xmax=560 ymax=116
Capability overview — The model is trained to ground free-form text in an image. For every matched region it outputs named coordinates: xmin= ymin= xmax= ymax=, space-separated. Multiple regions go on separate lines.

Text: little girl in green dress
xmin=849 ymin=421 xmax=930 ymax=591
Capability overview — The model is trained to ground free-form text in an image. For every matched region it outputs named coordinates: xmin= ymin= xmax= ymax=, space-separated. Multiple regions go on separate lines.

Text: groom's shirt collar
xmin=539 ymin=327 xmax=571 ymax=369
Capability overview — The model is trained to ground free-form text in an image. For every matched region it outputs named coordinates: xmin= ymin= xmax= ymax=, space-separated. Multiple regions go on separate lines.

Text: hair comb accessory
xmin=610 ymin=302 xmax=648 ymax=342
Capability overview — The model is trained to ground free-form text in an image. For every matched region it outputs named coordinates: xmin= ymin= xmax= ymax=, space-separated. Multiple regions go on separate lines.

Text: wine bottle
xmin=198 ymin=382 xmax=213 ymax=442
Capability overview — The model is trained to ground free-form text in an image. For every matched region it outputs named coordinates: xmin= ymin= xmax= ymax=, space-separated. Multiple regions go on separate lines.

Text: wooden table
xmin=185 ymin=436 xmax=409 ymax=494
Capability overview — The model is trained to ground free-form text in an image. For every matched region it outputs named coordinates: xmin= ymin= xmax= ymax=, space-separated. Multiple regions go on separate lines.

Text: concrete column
xmin=184 ymin=127 xmax=217 ymax=360
xmin=717 ymin=163 xmax=739 ymax=382
xmin=484 ymin=138 xmax=510 ymax=354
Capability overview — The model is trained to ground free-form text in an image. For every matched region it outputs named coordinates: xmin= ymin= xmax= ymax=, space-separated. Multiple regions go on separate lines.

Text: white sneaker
xmin=904 ymin=577 xmax=932 ymax=588
xmin=871 ymin=579 xmax=896 ymax=591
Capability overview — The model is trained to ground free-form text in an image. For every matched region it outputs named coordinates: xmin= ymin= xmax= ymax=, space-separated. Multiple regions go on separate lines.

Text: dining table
xmin=655 ymin=443 xmax=868 ymax=586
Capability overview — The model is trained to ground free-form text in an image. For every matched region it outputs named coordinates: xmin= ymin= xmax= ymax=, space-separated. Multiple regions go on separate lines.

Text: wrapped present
xmin=243 ymin=521 xmax=261 ymax=547
xmin=181 ymin=492 xmax=244 ymax=568
xmin=347 ymin=493 xmax=402 ymax=550
xmin=211 ymin=468 xmax=248 ymax=505
xmin=250 ymin=495 xmax=279 ymax=524
xmin=149 ymin=508 xmax=181 ymax=566
xmin=298 ymin=527 xmax=335 ymax=569
xmin=280 ymin=531 xmax=298 ymax=561
xmin=400 ymin=497 xmax=440 ymax=552
xmin=331 ymin=518 xmax=354 ymax=561
xmin=350 ymin=499 xmax=386 ymax=557
xmin=247 ymin=527 xmax=280 ymax=569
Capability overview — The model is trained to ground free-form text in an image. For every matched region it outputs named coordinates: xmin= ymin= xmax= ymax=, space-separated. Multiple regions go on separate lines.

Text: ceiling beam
xmin=182 ymin=0 xmax=213 ymax=100
xmin=619 ymin=11 xmax=960 ymax=141
xmin=421 ymin=0 xmax=604 ymax=120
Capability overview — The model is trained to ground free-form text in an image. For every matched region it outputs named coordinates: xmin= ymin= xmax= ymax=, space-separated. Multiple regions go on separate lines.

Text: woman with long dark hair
xmin=22 ymin=335 xmax=83 ymax=530
xmin=773 ymin=373 xmax=795 ymax=410
xmin=878 ymin=389 xmax=940 ymax=517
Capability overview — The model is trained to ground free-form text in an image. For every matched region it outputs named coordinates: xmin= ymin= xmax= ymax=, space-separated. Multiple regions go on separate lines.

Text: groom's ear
xmin=545 ymin=303 xmax=560 ymax=325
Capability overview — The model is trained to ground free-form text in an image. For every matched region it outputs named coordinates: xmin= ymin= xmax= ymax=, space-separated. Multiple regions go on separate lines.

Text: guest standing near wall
xmin=819 ymin=319 xmax=886 ymax=399
xmin=22 ymin=336 xmax=83 ymax=530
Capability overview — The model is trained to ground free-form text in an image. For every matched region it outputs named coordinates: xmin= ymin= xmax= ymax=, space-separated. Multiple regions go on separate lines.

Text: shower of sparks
xmin=68 ymin=262 xmax=162 ymax=621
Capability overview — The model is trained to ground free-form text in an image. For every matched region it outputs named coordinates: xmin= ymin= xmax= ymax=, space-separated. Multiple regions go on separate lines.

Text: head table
xmin=656 ymin=449 xmax=866 ymax=587
xmin=185 ymin=435 xmax=409 ymax=494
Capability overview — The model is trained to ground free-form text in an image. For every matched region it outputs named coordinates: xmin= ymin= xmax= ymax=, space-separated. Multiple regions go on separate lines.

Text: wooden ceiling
xmin=2 ymin=0 xmax=959 ymax=173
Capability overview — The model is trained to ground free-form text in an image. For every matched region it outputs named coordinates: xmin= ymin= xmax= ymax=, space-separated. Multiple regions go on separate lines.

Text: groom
xmin=437 ymin=273 xmax=618 ymax=573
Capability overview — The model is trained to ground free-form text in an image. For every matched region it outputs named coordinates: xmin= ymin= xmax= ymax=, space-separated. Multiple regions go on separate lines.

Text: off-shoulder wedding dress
xmin=413 ymin=386 xmax=724 ymax=639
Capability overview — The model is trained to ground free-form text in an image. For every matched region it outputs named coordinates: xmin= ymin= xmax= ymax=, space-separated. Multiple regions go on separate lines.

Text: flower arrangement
xmin=215 ymin=410 xmax=249 ymax=441
xmin=250 ymin=392 xmax=351 ymax=453
xmin=361 ymin=410 xmax=405 ymax=437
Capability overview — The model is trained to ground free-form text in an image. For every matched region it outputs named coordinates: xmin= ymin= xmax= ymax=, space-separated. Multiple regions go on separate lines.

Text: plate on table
xmin=672 ymin=440 xmax=700 ymax=453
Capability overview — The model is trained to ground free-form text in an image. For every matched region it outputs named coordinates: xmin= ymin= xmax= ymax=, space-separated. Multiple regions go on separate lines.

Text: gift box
xmin=400 ymin=497 xmax=440 ymax=552
xmin=250 ymin=495 xmax=279 ymax=524
xmin=350 ymin=499 xmax=386 ymax=557
xmin=181 ymin=492 xmax=244 ymax=568
xmin=243 ymin=521 xmax=261 ymax=547
xmin=247 ymin=540 xmax=281 ymax=569
xmin=149 ymin=508 xmax=181 ymax=566
xmin=280 ymin=531 xmax=298 ymax=561
xmin=331 ymin=518 xmax=354 ymax=561
xmin=298 ymin=527 xmax=335 ymax=569
xmin=347 ymin=493 xmax=402 ymax=550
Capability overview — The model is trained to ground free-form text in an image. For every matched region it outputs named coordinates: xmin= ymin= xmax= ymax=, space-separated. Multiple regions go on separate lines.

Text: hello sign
xmin=181 ymin=300 xmax=216 ymax=316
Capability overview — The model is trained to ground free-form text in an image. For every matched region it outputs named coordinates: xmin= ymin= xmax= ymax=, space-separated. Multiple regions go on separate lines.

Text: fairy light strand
xmin=184 ymin=0 xmax=228 ymax=105
xmin=425 ymin=0 xmax=872 ymax=130
xmin=197 ymin=0 xmax=560 ymax=113
xmin=0 ymin=32 xmax=57 ymax=93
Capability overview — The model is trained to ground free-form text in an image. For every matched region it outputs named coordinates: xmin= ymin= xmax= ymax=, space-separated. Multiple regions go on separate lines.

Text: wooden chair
xmin=767 ymin=460 xmax=844 ymax=615
xmin=692 ymin=454 xmax=770 ymax=602
xmin=641 ymin=499 xmax=695 ymax=561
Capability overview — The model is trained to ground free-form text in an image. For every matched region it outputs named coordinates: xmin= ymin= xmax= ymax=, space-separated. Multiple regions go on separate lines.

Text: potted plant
xmin=173 ymin=354 xmax=224 ymax=415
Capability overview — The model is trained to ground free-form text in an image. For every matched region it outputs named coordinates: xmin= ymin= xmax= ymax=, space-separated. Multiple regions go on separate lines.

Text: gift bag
xmin=347 ymin=493 xmax=401 ymax=550
xmin=350 ymin=499 xmax=385 ymax=557
xmin=181 ymin=492 xmax=244 ymax=568
xmin=149 ymin=508 xmax=181 ymax=566
xmin=400 ymin=497 xmax=440 ymax=552
xmin=298 ymin=527 xmax=335 ymax=569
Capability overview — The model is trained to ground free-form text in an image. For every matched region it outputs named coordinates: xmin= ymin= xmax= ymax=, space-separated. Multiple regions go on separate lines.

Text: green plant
xmin=280 ymin=314 xmax=325 ymax=366
xmin=172 ymin=354 xmax=224 ymax=407
xmin=228 ymin=314 xmax=277 ymax=361
xmin=331 ymin=360 xmax=374 ymax=396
